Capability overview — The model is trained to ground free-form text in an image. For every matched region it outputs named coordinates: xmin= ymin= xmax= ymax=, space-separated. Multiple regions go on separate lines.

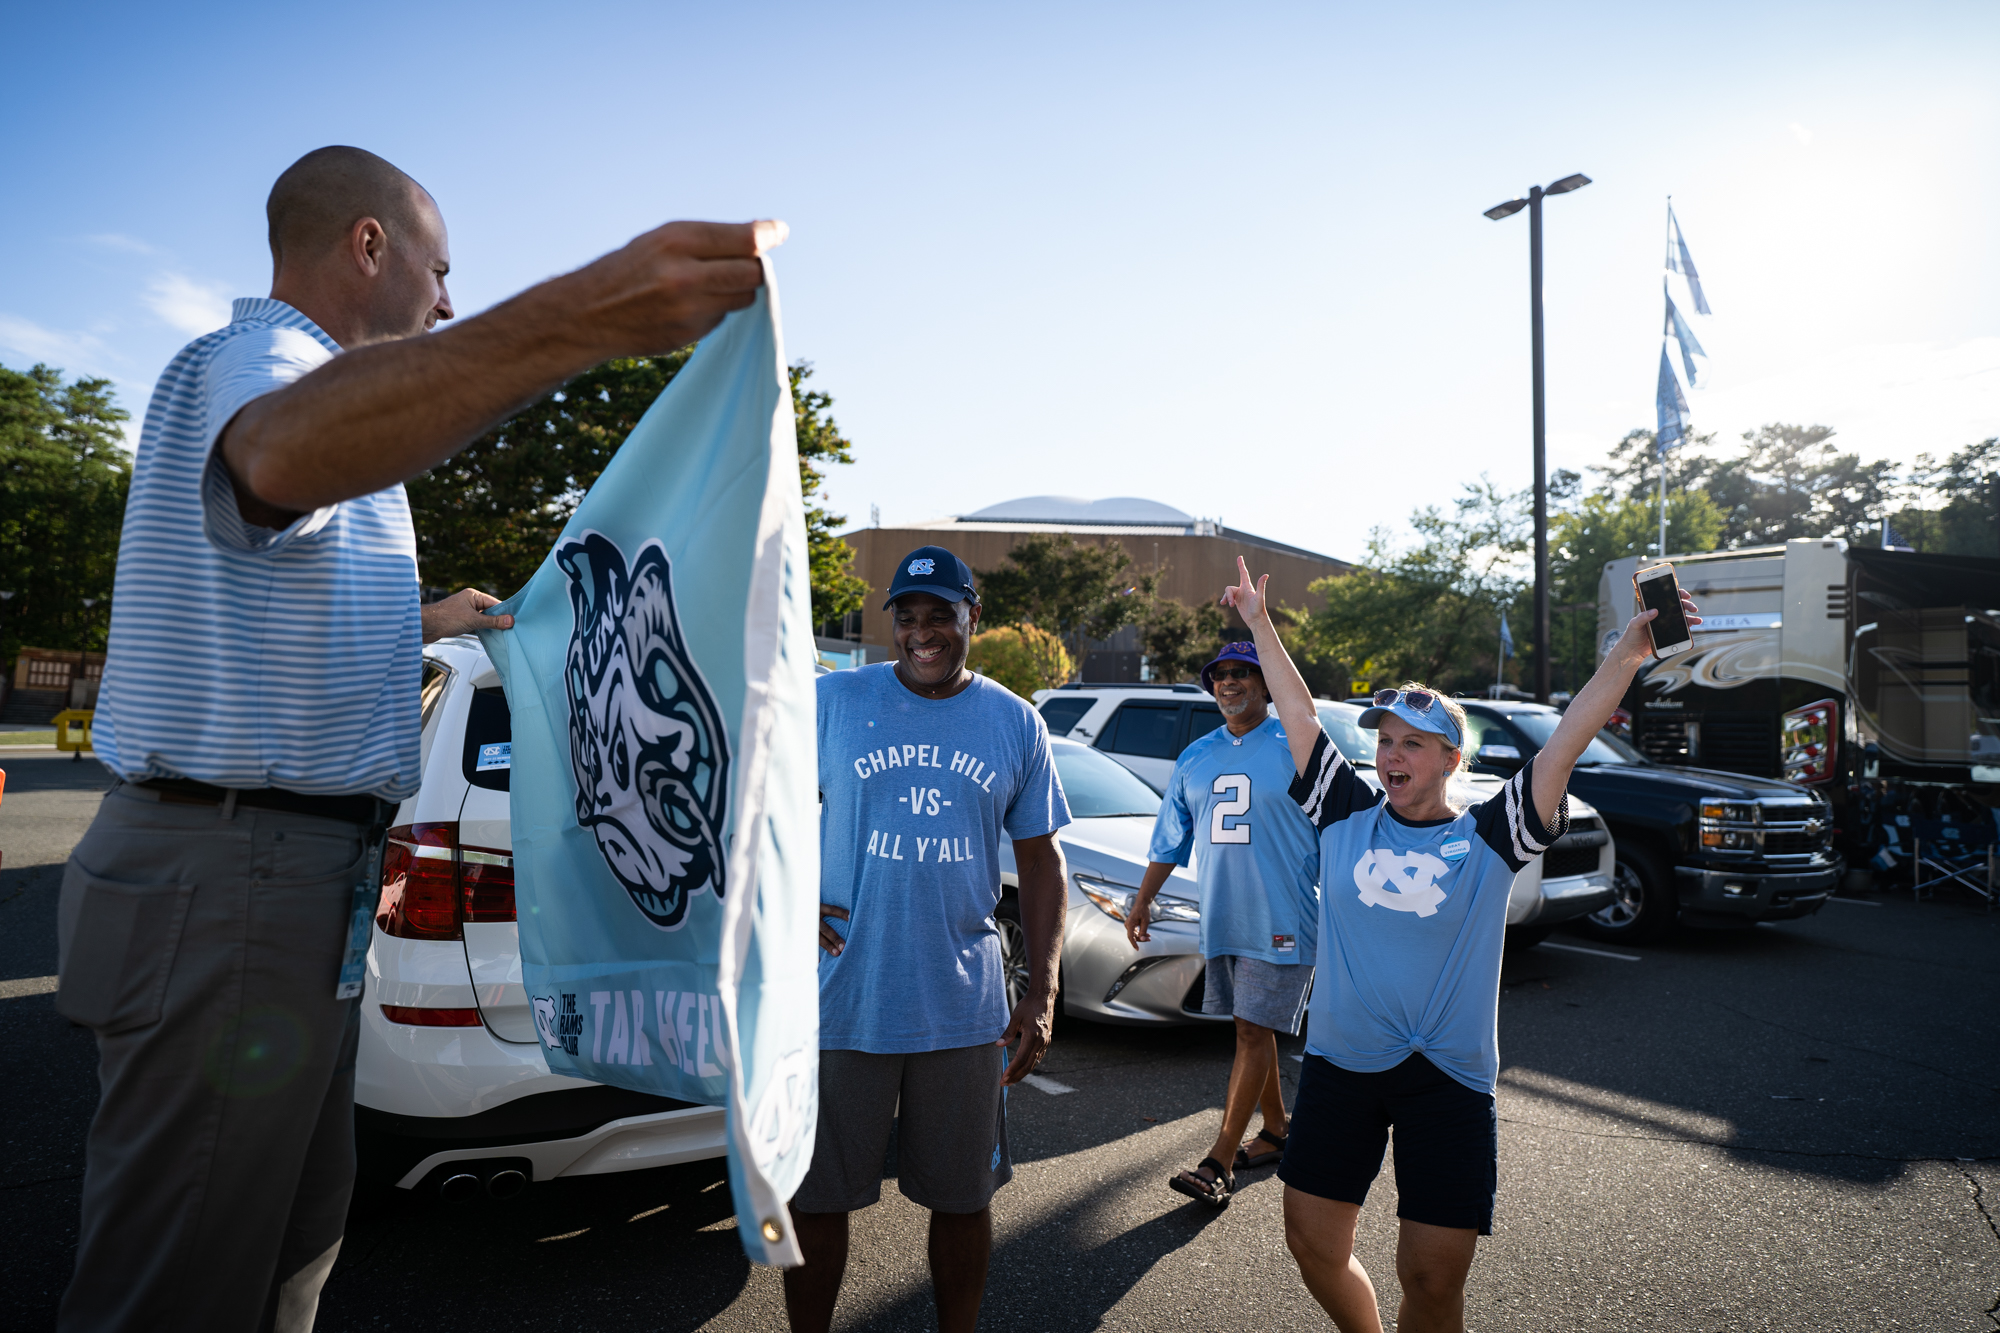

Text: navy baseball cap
xmin=1199 ymin=641 xmax=1262 ymax=694
xmin=882 ymin=545 xmax=981 ymax=609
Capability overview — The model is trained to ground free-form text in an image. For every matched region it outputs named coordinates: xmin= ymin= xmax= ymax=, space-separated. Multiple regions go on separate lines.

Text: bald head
xmin=263 ymin=146 xmax=454 ymax=347
xmin=267 ymin=146 xmax=434 ymax=268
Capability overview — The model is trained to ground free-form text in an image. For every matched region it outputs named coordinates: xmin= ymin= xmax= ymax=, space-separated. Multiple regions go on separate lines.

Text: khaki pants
xmin=55 ymin=785 xmax=370 ymax=1333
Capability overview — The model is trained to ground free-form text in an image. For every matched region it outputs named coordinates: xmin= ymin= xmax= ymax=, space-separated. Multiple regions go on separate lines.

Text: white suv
xmin=1031 ymin=685 xmax=1618 ymax=945
xmin=356 ymin=635 xmax=725 ymax=1199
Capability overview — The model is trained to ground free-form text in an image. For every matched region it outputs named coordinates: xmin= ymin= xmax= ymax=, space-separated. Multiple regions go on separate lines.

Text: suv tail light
xmin=376 ymin=822 xmax=516 ymax=940
xmin=1780 ymin=700 xmax=1839 ymax=785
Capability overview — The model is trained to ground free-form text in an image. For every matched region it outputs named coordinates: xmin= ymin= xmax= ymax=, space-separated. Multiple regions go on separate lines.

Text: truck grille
xmin=1544 ymin=846 xmax=1603 ymax=878
xmin=1637 ymin=710 xmax=1780 ymax=775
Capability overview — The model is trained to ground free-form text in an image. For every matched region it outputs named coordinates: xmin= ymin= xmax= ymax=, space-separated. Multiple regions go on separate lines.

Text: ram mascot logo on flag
xmin=558 ymin=533 xmax=728 ymax=931
xmin=480 ymin=264 xmax=819 ymax=1268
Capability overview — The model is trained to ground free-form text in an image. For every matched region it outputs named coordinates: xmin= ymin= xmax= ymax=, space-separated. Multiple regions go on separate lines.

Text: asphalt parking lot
xmin=3 ymin=751 xmax=1997 ymax=1332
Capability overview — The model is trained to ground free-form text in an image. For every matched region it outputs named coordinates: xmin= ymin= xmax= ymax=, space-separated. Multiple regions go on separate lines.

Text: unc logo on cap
xmin=908 ymin=558 xmax=936 ymax=576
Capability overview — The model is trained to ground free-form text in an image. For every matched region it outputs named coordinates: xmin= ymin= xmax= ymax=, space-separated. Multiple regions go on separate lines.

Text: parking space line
xmin=1023 ymin=1074 xmax=1076 ymax=1095
xmin=1826 ymin=897 xmax=1881 ymax=906
xmin=1535 ymin=941 xmax=1640 ymax=962
xmin=0 ymin=975 xmax=59 ymax=999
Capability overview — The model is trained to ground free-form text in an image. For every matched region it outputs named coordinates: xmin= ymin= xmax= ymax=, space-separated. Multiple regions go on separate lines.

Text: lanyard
xmin=336 ymin=802 xmax=392 ymax=1000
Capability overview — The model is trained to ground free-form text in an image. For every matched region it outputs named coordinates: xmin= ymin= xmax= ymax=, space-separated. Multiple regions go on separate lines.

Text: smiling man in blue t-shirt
xmin=786 ymin=545 xmax=1071 ymax=1333
xmin=1128 ymin=641 xmax=1320 ymax=1208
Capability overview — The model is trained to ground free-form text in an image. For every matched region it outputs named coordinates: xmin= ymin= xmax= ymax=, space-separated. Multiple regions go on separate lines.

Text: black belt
xmin=134 ymin=778 xmax=388 ymax=828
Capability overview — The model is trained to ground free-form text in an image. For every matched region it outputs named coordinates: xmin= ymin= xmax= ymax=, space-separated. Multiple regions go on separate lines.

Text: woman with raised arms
xmin=1221 ymin=556 xmax=1697 ymax=1333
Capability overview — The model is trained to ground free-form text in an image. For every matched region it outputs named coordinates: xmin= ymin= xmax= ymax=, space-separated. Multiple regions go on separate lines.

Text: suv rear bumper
xmin=357 ymin=1085 xmax=723 ymax=1189
xmin=1674 ymin=861 xmax=1842 ymax=922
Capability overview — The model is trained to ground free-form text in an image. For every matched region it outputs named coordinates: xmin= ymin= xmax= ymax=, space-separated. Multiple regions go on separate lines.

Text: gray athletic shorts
xmin=792 ymin=1044 xmax=1012 ymax=1215
xmin=1202 ymin=954 xmax=1314 ymax=1034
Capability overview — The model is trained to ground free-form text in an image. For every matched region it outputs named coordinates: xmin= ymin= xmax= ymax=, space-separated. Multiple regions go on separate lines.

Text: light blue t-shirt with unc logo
xmin=1147 ymin=713 xmax=1320 ymax=965
xmin=817 ymin=663 xmax=1071 ymax=1053
xmin=1289 ymin=731 xmax=1567 ymax=1094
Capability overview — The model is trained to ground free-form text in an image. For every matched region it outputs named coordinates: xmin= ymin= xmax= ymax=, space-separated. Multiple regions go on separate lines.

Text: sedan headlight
xmin=1077 ymin=876 xmax=1199 ymax=923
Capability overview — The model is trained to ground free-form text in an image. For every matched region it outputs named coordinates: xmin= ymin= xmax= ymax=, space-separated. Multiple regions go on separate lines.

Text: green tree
xmin=791 ymin=363 xmax=869 ymax=628
xmin=1547 ymin=489 xmax=1723 ymax=692
xmin=1136 ymin=596 xmax=1227 ymax=683
xmin=1596 ymin=423 xmax=1893 ymax=549
xmin=977 ymin=533 xmax=1162 ymax=670
xmin=0 ymin=363 xmax=131 ymax=668
xmin=1888 ymin=437 xmax=1999 ymax=557
xmin=1294 ymin=478 xmax=1528 ymax=695
xmin=966 ymin=625 xmax=1072 ymax=698
xmin=405 ymin=356 xmax=866 ymax=625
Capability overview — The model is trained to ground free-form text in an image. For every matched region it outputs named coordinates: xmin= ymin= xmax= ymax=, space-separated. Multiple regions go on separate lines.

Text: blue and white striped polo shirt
xmin=96 ymin=297 xmax=424 ymax=800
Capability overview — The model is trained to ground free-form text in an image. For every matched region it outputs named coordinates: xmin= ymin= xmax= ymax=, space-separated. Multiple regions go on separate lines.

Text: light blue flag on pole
xmin=1499 ymin=610 xmax=1514 ymax=660
xmin=1656 ymin=346 xmax=1690 ymax=457
xmin=1666 ymin=206 xmax=1712 ymax=315
xmin=479 ymin=265 xmax=820 ymax=1267
xmin=1662 ymin=280 xmax=1707 ymax=386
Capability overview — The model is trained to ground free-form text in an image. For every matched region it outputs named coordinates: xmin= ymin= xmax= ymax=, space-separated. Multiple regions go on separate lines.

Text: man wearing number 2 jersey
xmin=1127 ymin=641 xmax=1320 ymax=1207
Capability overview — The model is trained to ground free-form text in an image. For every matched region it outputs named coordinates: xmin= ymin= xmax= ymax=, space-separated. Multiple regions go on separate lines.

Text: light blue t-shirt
xmin=1289 ymin=730 xmax=1566 ymax=1095
xmin=817 ymin=664 xmax=1071 ymax=1053
xmin=1147 ymin=713 xmax=1320 ymax=965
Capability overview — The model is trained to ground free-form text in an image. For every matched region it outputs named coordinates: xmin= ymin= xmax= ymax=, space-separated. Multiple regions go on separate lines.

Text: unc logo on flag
xmin=1352 ymin=849 xmax=1450 ymax=917
xmin=907 ymin=558 xmax=935 ymax=575
xmin=558 ymin=531 xmax=730 ymax=930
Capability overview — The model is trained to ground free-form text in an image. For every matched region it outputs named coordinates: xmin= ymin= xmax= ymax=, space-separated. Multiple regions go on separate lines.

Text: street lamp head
xmin=1545 ymin=173 xmax=1592 ymax=196
xmin=1484 ymin=198 xmax=1529 ymax=221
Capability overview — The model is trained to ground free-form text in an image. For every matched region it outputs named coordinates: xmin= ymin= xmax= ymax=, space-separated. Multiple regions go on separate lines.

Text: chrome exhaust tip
xmin=486 ymin=1168 xmax=527 ymax=1201
xmin=439 ymin=1172 xmax=481 ymax=1202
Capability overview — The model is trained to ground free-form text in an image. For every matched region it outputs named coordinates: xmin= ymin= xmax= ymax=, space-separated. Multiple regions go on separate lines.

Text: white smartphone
xmin=1634 ymin=563 xmax=1695 ymax=659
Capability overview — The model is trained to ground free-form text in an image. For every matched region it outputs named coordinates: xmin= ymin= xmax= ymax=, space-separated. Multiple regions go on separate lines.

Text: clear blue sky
xmin=5 ymin=1 xmax=1995 ymax=565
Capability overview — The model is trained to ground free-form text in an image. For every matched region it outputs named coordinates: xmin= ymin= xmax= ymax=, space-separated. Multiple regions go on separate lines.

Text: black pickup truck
xmin=1459 ymin=700 xmax=1843 ymax=942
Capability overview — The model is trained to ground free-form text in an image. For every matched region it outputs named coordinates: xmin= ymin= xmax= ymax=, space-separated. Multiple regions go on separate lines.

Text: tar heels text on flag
xmin=481 ymin=266 xmax=820 ymax=1266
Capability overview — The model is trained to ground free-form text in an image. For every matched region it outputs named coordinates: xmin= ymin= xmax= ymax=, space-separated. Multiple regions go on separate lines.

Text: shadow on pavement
xmin=319 ymin=1156 xmax=753 ymax=1333
xmin=1493 ymin=896 xmax=2000 ymax=1187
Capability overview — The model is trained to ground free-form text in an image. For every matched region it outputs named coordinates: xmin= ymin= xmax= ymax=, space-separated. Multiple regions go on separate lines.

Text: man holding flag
xmin=61 ymin=142 xmax=782 ymax=1333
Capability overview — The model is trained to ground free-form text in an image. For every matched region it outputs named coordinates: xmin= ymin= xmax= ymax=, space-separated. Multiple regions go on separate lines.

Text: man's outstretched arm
xmin=223 ymin=219 xmax=786 ymax=514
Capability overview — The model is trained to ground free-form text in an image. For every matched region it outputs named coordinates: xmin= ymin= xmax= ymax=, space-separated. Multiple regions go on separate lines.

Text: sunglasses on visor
xmin=1373 ymin=688 xmax=1438 ymax=713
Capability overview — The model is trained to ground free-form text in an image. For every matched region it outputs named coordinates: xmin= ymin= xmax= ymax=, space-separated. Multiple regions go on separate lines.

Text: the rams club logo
xmin=1352 ymin=849 xmax=1450 ymax=917
xmin=907 ymin=557 xmax=936 ymax=575
xmin=558 ymin=532 xmax=729 ymax=930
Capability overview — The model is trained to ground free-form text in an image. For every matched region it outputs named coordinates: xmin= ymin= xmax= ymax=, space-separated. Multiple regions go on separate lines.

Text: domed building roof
xmin=960 ymin=496 xmax=1196 ymax=527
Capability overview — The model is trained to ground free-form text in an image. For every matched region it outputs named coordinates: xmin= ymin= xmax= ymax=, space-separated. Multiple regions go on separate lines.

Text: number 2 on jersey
xmin=1210 ymin=774 xmax=1251 ymax=844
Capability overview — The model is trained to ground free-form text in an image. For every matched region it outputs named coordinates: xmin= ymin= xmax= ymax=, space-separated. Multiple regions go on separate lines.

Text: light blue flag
xmin=479 ymin=267 xmax=820 ymax=1267
xmin=1656 ymin=347 xmax=1690 ymax=456
xmin=1663 ymin=280 xmax=1707 ymax=386
xmin=1666 ymin=206 xmax=1712 ymax=315
xmin=1499 ymin=610 xmax=1514 ymax=660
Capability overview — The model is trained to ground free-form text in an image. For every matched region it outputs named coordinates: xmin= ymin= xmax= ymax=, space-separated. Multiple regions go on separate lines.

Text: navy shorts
xmin=1279 ymin=1052 xmax=1498 ymax=1234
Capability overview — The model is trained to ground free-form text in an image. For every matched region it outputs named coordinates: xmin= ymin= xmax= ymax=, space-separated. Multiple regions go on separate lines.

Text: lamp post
xmin=1484 ymin=172 xmax=1591 ymax=704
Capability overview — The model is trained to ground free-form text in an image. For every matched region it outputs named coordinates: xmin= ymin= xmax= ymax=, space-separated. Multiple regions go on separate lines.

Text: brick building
xmin=823 ymin=496 xmax=1352 ymax=681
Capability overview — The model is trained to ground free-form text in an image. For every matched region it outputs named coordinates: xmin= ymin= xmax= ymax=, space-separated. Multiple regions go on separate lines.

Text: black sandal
xmin=1168 ymin=1157 xmax=1233 ymax=1207
xmin=1233 ymin=1128 xmax=1287 ymax=1171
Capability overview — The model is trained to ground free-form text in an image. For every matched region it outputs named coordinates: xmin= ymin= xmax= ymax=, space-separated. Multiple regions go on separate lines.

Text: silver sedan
xmin=998 ymin=710 xmax=1614 ymax=1026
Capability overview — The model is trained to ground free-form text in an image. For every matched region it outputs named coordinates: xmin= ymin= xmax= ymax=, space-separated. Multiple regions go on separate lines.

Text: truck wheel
xmin=1579 ymin=847 xmax=1676 ymax=943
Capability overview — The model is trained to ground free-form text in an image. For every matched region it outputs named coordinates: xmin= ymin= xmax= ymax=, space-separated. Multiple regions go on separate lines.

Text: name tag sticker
xmin=1439 ymin=838 xmax=1470 ymax=861
xmin=477 ymin=742 xmax=512 ymax=772
xmin=1272 ymin=934 xmax=1295 ymax=952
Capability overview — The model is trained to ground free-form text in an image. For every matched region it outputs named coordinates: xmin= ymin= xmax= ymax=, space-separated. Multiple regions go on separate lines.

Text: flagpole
xmin=1659 ymin=448 xmax=1667 ymax=559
